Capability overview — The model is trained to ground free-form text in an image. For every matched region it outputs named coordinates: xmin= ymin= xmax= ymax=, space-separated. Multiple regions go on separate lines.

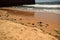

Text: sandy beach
xmin=0 ymin=8 xmax=60 ymax=39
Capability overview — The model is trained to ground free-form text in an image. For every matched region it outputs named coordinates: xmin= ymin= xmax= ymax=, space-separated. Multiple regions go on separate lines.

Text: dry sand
xmin=0 ymin=20 xmax=58 ymax=40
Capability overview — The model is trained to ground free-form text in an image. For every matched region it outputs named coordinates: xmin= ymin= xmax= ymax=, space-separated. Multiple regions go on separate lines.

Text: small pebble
xmin=25 ymin=24 xmax=28 ymax=26
xmin=38 ymin=22 xmax=42 ymax=24
xmin=40 ymin=29 xmax=45 ymax=32
xmin=14 ymin=19 xmax=16 ymax=20
xmin=20 ymin=23 xmax=24 ymax=25
xmin=32 ymin=28 xmax=37 ymax=31
xmin=9 ymin=18 xmax=16 ymax=22
xmin=19 ymin=18 xmax=22 ymax=20
xmin=38 ymin=22 xmax=43 ymax=27
xmin=27 ymin=22 xmax=31 ymax=24
xmin=32 ymin=23 xmax=35 ymax=25
xmin=0 ymin=15 xmax=1 ymax=17
xmin=45 ymin=24 xmax=49 ymax=27
xmin=48 ymin=33 xmax=51 ymax=35
xmin=21 ymin=29 xmax=23 ymax=31
xmin=33 ymin=29 xmax=37 ymax=31
xmin=54 ymin=35 xmax=60 ymax=40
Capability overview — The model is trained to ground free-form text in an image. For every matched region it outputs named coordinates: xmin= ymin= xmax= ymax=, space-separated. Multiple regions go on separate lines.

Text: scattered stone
xmin=32 ymin=23 xmax=35 ymax=25
xmin=27 ymin=22 xmax=31 ymax=24
xmin=40 ymin=29 xmax=45 ymax=32
xmin=32 ymin=28 xmax=37 ymax=31
xmin=48 ymin=33 xmax=52 ymax=35
xmin=19 ymin=18 xmax=22 ymax=20
xmin=45 ymin=24 xmax=49 ymax=28
xmin=0 ymin=15 xmax=1 ymax=17
xmin=20 ymin=23 xmax=24 ymax=25
xmin=38 ymin=22 xmax=43 ymax=27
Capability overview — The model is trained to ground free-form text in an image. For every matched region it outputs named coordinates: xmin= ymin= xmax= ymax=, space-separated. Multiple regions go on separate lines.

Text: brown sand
xmin=0 ymin=9 xmax=60 ymax=39
xmin=0 ymin=20 xmax=58 ymax=40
